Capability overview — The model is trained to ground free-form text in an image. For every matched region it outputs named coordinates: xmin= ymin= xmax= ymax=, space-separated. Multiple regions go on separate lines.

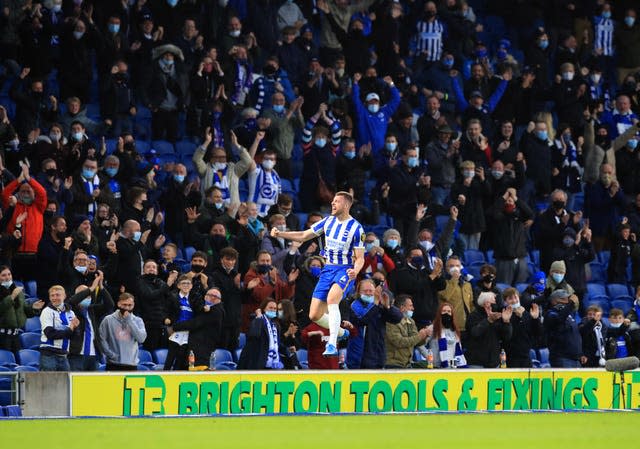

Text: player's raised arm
xmin=270 ymin=227 xmax=316 ymax=243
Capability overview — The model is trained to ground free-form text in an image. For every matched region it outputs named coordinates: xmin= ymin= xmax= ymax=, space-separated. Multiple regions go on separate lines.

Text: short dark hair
xmin=335 ymin=191 xmax=353 ymax=205
xmin=192 ymin=251 xmax=208 ymax=262
xmin=220 ymin=247 xmax=239 ymax=260
xmin=395 ymin=294 xmax=412 ymax=308
xmin=118 ymin=292 xmax=134 ymax=303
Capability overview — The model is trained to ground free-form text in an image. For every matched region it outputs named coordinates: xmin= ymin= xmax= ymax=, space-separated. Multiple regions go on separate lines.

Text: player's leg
xmin=309 ymin=296 xmax=347 ymax=337
xmin=325 ymin=283 xmax=345 ymax=349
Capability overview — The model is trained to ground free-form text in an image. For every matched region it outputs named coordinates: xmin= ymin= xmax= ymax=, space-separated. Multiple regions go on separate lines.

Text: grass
xmin=1 ymin=412 xmax=634 ymax=448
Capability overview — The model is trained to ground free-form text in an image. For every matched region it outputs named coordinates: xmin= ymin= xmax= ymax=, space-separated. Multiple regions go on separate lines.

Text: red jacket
xmin=361 ymin=252 xmax=395 ymax=278
xmin=1 ymin=178 xmax=47 ymax=253
xmin=301 ymin=323 xmax=339 ymax=369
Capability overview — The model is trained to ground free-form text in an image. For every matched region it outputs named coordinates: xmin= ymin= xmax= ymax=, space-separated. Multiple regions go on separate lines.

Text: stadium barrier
xmin=15 ymin=369 xmax=640 ymax=417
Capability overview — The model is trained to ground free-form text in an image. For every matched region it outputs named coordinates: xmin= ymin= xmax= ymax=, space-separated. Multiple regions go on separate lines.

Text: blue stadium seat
xmin=4 ymin=404 xmax=22 ymax=416
xmin=24 ymin=317 xmax=41 ymax=333
xmin=136 ymin=106 xmax=152 ymax=119
xmin=214 ymin=349 xmax=234 ymax=363
xmin=572 ymin=192 xmax=584 ymax=212
xmin=496 ymin=283 xmax=512 ymax=292
xmin=516 ymin=283 xmax=529 ymax=293
xmin=86 ymin=103 xmax=101 ymax=120
xmin=237 ymin=333 xmax=246 ymax=349
xmin=435 ymin=215 xmax=449 ymax=235
xmin=584 ymin=296 xmax=611 ymax=315
xmin=610 ymin=298 xmax=633 ymax=315
xmin=0 ymin=366 xmax=11 ymax=372
xmin=485 ymin=250 xmax=495 ymax=264
xmin=105 ymin=138 xmax=118 ymax=155
xmin=299 ymin=361 xmax=309 ymax=369
xmin=529 ymin=250 xmax=540 ymax=268
xmin=137 ymin=364 xmax=152 ymax=371
xmin=589 ymin=262 xmax=606 ymax=283
xmin=15 ymin=366 xmax=38 ymax=372
xmin=0 ymin=378 xmax=13 ymax=406
xmin=607 ymin=283 xmax=631 ymax=299
xmin=296 ymin=349 xmax=308 ymax=363
xmin=17 ymin=349 xmax=40 ymax=367
xmin=135 ymin=140 xmax=150 ymax=154
xmin=175 ymin=140 xmax=197 ymax=157
xmin=19 ymin=332 xmax=41 ymax=350
xmin=183 ymin=246 xmax=196 ymax=261
xmin=295 ymin=213 xmax=308 ymax=230
xmin=0 ymin=350 xmax=17 ymax=369
xmin=152 ymin=349 xmax=168 ymax=367
xmin=598 ymin=251 xmax=611 ymax=267
xmin=24 ymin=280 xmax=37 ymax=298
xmin=138 ymin=349 xmax=155 ymax=368
xmin=587 ymin=283 xmax=607 ymax=298
xmin=214 ymin=363 xmax=235 ymax=370
xmin=281 ymin=178 xmax=295 ymax=193
xmin=151 ymin=140 xmax=175 ymax=155
xmin=463 ymin=249 xmax=485 ymax=266
xmin=530 ymin=349 xmax=540 ymax=368
xmin=466 ymin=265 xmax=482 ymax=282
xmin=538 ymin=348 xmax=550 ymax=368
xmin=292 ymin=178 xmax=300 ymax=192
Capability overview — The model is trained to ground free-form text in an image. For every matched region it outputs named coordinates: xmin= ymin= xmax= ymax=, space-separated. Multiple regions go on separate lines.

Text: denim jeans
xmin=68 ymin=354 xmax=98 ymax=371
xmin=40 ymin=353 xmax=70 ymax=371
xmin=550 ymin=357 xmax=581 ymax=368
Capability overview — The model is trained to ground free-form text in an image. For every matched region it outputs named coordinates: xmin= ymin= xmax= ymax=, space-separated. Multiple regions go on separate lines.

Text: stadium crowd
xmin=1 ymin=0 xmax=640 ymax=371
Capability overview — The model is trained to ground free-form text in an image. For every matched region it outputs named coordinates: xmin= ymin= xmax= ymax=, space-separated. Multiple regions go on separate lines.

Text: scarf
xmin=212 ymin=113 xmax=224 ymax=148
xmin=231 ymin=61 xmax=253 ymax=106
xmin=82 ymin=175 xmax=100 ymax=220
xmin=212 ymin=166 xmax=230 ymax=203
xmin=438 ymin=328 xmax=467 ymax=368
xmin=252 ymin=167 xmax=280 ymax=215
xmin=263 ymin=315 xmax=282 ymax=369
xmin=594 ymin=321 xmax=606 ymax=362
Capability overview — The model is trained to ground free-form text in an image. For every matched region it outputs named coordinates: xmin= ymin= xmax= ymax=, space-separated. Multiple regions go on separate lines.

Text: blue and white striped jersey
xmin=594 ymin=16 xmax=614 ymax=56
xmin=414 ymin=19 xmax=445 ymax=62
xmin=311 ymin=215 xmax=364 ymax=266
xmin=40 ymin=305 xmax=76 ymax=353
xmin=248 ymin=166 xmax=281 ymax=217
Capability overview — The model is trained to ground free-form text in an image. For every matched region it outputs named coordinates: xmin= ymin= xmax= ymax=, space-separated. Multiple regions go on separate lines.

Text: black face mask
xmin=45 ymin=168 xmax=57 ymax=177
xmin=191 ymin=264 xmax=205 ymax=273
xmin=595 ymin=135 xmax=609 ymax=148
xmin=123 ymin=142 xmax=136 ymax=152
xmin=481 ymin=274 xmax=495 ymax=285
xmin=441 ymin=313 xmax=453 ymax=328
xmin=257 ymin=264 xmax=271 ymax=274
xmin=211 ymin=235 xmax=227 ymax=247
xmin=56 ymin=231 xmax=66 ymax=240
xmin=552 ymin=200 xmax=565 ymax=210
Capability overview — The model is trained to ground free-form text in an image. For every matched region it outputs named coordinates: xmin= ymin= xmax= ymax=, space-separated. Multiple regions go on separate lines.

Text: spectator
xmin=544 ymin=289 xmax=583 ymax=368
xmin=502 ymin=287 xmax=542 ymax=368
xmin=553 ymin=226 xmax=596 ymax=305
xmin=210 ymin=247 xmax=243 ymax=352
xmin=384 ymin=295 xmax=432 ymax=369
xmin=261 ymin=94 xmax=304 ymax=181
xmin=615 ymin=8 xmax=640 ymax=85
xmin=579 ymin=305 xmax=607 ymax=367
xmin=438 ymin=256 xmax=474 ymax=334
xmin=425 ymin=125 xmax=460 ymax=207
xmin=584 ymin=163 xmax=626 ymax=251
xmin=464 ymin=292 xmax=513 ymax=368
xmin=135 ymin=260 xmax=175 ymax=352
xmin=237 ymin=298 xmax=285 ymax=370
xmin=521 ymin=119 xmax=554 ymax=198
xmin=246 ymin=132 xmax=282 ymax=218
xmin=608 ymin=223 xmax=636 ymax=283
xmin=427 ymin=301 xmax=467 ymax=368
xmin=451 ymin=160 xmax=490 ymax=250
xmin=99 ymin=292 xmax=147 ymax=371
xmin=9 ymin=67 xmax=57 ymax=139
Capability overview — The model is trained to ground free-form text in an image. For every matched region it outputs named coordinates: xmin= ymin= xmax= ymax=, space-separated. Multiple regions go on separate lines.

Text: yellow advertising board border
xmin=69 ymin=369 xmax=640 ymax=417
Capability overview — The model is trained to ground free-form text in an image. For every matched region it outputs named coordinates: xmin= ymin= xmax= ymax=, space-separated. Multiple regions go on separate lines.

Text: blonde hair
xmin=48 ymin=285 xmax=65 ymax=295
xmin=534 ymin=111 xmax=556 ymax=141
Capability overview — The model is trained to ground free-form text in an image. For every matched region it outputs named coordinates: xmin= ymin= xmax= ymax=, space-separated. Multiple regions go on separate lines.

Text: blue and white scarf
xmin=82 ymin=175 xmax=100 ymax=220
xmin=231 ymin=61 xmax=253 ymax=106
xmin=263 ymin=315 xmax=282 ymax=369
xmin=438 ymin=329 xmax=467 ymax=368
xmin=212 ymin=166 xmax=230 ymax=203
xmin=212 ymin=112 xmax=224 ymax=148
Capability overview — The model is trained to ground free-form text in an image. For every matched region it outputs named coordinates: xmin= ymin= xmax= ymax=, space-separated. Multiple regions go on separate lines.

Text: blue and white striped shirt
xmin=248 ymin=166 xmax=281 ymax=217
xmin=594 ymin=16 xmax=614 ymax=56
xmin=40 ymin=305 xmax=76 ymax=353
xmin=414 ymin=19 xmax=445 ymax=62
xmin=311 ymin=215 xmax=364 ymax=266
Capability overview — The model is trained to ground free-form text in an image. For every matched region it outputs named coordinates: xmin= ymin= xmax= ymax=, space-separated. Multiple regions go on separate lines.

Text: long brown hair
xmin=432 ymin=302 xmax=460 ymax=340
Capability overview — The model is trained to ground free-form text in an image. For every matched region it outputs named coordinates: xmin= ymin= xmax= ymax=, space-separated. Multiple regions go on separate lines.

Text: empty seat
xmin=151 ymin=140 xmax=175 ymax=155
xmin=175 ymin=140 xmax=197 ymax=157
xmin=17 ymin=349 xmax=40 ymax=367
xmin=587 ymin=283 xmax=607 ymax=298
xmin=24 ymin=317 xmax=41 ymax=333
xmin=183 ymin=246 xmax=196 ymax=261
xmin=598 ymin=251 xmax=611 ymax=267
xmin=24 ymin=280 xmax=37 ymax=298
xmin=19 ymin=332 xmax=41 ymax=350
xmin=463 ymin=249 xmax=485 ymax=266
xmin=214 ymin=349 xmax=234 ymax=363
xmin=0 ymin=350 xmax=17 ymax=369
xmin=607 ymin=283 xmax=631 ymax=299
xmin=538 ymin=348 xmax=550 ymax=368
xmin=589 ymin=262 xmax=606 ymax=283
xmin=237 ymin=333 xmax=246 ymax=350
xmin=138 ymin=349 xmax=155 ymax=368
xmin=610 ymin=298 xmax=634 ymax=315
xmin=153 ymin=349 xmax=168 ymax=366
xmin=296 ymin=349 xmax=308 ymax=363
xmin=15 ymin=365 xmax=38 ymax=372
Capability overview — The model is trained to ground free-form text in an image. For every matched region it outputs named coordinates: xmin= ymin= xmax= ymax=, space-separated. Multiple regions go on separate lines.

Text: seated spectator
xmin=384 ymin=295 xmax=432 ymax=369
xmin=237 ymin=298 xmax=285 ymax=370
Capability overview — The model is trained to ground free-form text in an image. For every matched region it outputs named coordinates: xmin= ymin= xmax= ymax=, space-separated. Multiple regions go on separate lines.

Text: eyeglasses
xmin=206 ymin=293 xmax=221 ymax=299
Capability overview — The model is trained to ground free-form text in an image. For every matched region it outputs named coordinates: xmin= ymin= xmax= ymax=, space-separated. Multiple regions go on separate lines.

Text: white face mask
xmin=562 ymin=72 xmax=575 ymax=81
xmin=230 ymin=30 xmax=241 ymax=38
xmin=213 ymin=162 xmax=227 ymax=171
xmin=419 ymin=240 xmax=435 ymax=252
xmin=262 ymin=160 xmax=275 ymax=170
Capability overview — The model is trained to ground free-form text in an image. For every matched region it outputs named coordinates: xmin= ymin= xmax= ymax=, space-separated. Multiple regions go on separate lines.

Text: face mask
xmin=625 ymin=16 xmax=635 ymax=27
xmin=108 ymin=24 xmax=120 ymax=34
xmin=73 ymin=132 xmax=84 ymax=141
xmin=21 ymin=196 xmax=34 ymax=205
xmin=173 ymin=174 xmax=185 ymax=183
xmin=449 ymin=266 xmax=460 ymax=275
xmin=610 ymin=322 xmax=623 ymax=328
xmin=257 ymin=264 xmax=271 ymax=274
xmin=551 ymin=273 xmax=564 ymax=283
xmin=539 ymin=39 xmax=549 ymax=50
xmin=265 ymin=310 xmax=277 ymax=319
xmin=82 ymin=168 xmax=96 ymax=179
xmin=52 ymin=4 xmax=62 ymax=12
xmin=552 ymin=200 xmax=565 ymax=210
xmin=45 ymin=168 xmax=57 ymax=177
xmin=591 ymin=73 xmax=601 ymax=84
xmin=191 ymin=264 xmax=205 ymax=273
xmin=411 ymin=256 xmax=424 ymax=267
xmin=213 ymin=162 xmax=227 ymax=171
xmin=273 ymin=104 xmax=285 ymax=113
xmin=491 ymin=170 xmax=504 ymax=179
xmin=536 ymin=130 xmax=548 ymax=141
xmin=230 ymin=30 xmax=241 ymax=38
xmin=511 ymin=302 xmax=521 ymax=310
xmin=310 ymin=266 xmax=321 ymax=277
xmin=563 ymin=237 xmax=575 ymax=247
xmin=105 ymin=167 xmax=118 ymax=178
xmin=602 ymin=11 xmax=611 ymax=19
xmin=360 ymin=294 xmax=375 ymax=304
xmin=463 ymin=170 xmax=475 ymax=179
xmin=315 ymin=138 xmax=327 ymax=147
xmin=79 ymin=297 xmax=91 ymax=310
xmin=260 ymin=158 xmax=276 ymax=170
xmin=419 ymin=240 xmax=434 ymax=252
xmin=73 ymin=31 xmax=84 ymax=40
xmin=482 ymin=274 xmax=495 ymax=284
xmin=132 ymin=231 xmax=142 ymax=242
xmin=386 ymin=239 xmax=399 ymax=249
xmin=475 ymin=48 xmax=488 ymax=59
xmin=214 ymin=201 xmax=224 ymax=210
xmin=277 ymin=310 xmax=284 ymax=320
xmin=562 ymin=72 xmax=574 ymax=81
xmin=628 ymin=139 xmax=638 ymax=150
xmin=343 ymin=151 xmax=356 ymax=160
xmin=385 ymin=142 xmax=397 ymax=152
xmin=441 ymin=313 xmax=453 ymax=328
xmin=365 ymin=242 xmax=375 ymax=253
xmin=75 ymin=266 xmax=88 ymax=273
xmin=50 ymin=132 xmax=61 ymax=142
xmin=368 ymin=104 xmax=380 ymax=114
xmin=443 ymin=58 xmax=454 ymax=68
xmin=404 ymin=310 xmax=414 ymax=319
xmin=1 ymin=280 xmax=12 ymax=288
xmin=244 ymin=118 xmax=256 ymax=129
xmin=167 ymin=0 xmax=178 ymax=7
xmin=504 ymin=203 xmax=516 ymax=213
xmin=600 ymin=173 xmax=612 ymax=186
xmin=162 ymin=58 xmax=174 ymax=67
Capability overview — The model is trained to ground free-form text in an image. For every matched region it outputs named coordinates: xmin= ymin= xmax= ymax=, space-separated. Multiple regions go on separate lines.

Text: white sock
xmin=327 ymin=304 xmax=341 ymax=347
xmin=314 ymin=313 xmax=344 ymax=336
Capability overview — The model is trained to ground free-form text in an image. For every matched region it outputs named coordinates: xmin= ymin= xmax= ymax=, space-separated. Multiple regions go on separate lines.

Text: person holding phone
xmin=464 ymin=291 xmax=513 ymax=368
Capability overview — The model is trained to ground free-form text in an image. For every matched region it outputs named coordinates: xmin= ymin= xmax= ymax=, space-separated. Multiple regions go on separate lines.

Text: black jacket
xmin=552 ymin=240 xmax=596 ymax=294
xmin=521 ymin=131 xmax=553 ymax=196
xmin=135 ymin=274 xmax=171 ymax=329
xmin=464 ymin=308 xmax=512 ymax=368
xmin=237 ymin=316 xmax=284 ymax=370
xmin=210 ymin=265 xmax=243 ymax=328
xmin=389 ymin=267 xmax=445 ymax=325
xmin=544 ymin=302 xmax=582 ymax=361
xmin=490 ymin=198 xmax=534 ymax=259
xmin=173 ymin=303 xmax=224 ymax=367
xmin=68 ymin=287 xmax=114 ymax=356
xmin=579 ymin=318 xmax=606 ymax=367
xmin=504 ymin=310 xmax=542 ymax=367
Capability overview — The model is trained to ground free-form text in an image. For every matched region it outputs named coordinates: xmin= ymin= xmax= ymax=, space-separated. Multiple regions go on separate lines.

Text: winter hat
xmin=550 ymin=260 xmax=566 ymax=273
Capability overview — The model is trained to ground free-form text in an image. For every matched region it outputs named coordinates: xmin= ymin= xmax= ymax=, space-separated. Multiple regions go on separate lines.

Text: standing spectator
xmin=544 ymin=289 xmax=583 ymax=368
xmin=427 ymin=301 xmax=467 ymax=368
xmin=464 ymin=292 xmax=513 ymax=368
xmin=39 ymin=285 xmax=81 ymax=371
xmin=346 ymin=279 xmax=403 ymax=369
xmin=459 ymin=119 xmax=492 ymax=171
xmin=615 ymin=8 xmax=640 ymax=85
xmin=103 ymin=61 xmax=137 ymax=138
xmin=210 ymin=247 xmax=244 ymax=352
xmin=36 ymin=216 xmax=67 ymax=298
xmin=384 ymin=295 xmax=432 ymax=369
xmin=262 ymin=95 xmax=304 ymax=180
xmin=425 ymin=125 xmax=461 ymax=207
xmin=237 ymin=298 xmax=285 ymax=370
xmin=502 ymin=288 xmax=542 ymax=368
xmin=300 ymin=58 xmax=343 ymax=118
xmin=67 ymin=157 xmax=112 ymax=221
xmin=451 ymin=160 xmax=490 ymax=250
xmin=521 ymin=120 xmax=553 ymax=198
xmin=335 ymin=139 xmax=373 ymax=203
xmin=579 ymin=305 xmax=607 ymax=367
xmin=608 ymin=223 xmax=636 ymax=283
xmin=584 ymin=163 xmax=626 ymax=250
xmin=437 ymin=256 xmax=474 ymax=334
xmin=246 ymin=132 xmax=281 ymax=217
xmin=552 ymin=225 xmax=595 ymax=303
xmin=99 ymin=293 xmax=147 ymax=371
xmin=411 ymin=2 xmax=445 ymax=65
xmin=136 ymin=260 xmax=175 ymax=352
xmin=601 ymin=93 xmax=638 ymax=139
xmin=58 ymin=18 xmax=100 ymax=103
xmin=114 ymin=220 xmax=163 ymax=295
xmin=249 ymin=57 xmax=295 ymax=114
xmin=9 ymin=67 xmax=57 ymax=139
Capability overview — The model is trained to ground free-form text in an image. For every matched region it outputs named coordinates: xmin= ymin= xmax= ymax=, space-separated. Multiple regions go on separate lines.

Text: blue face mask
xmin=132 ymin=231 xmax=142 ymax=242
xmin=365 ymin=242 xmax=374 ymax=253
xmin=108 ymin=23 xmax=120 ymax=34
xmin=315 ymin=138 xmax=327 ymax=147
xmin=443 ymin=58 xmax=454 ymax=68
xmin=539 ymin=39 xmax=549 ymax=50
xmin=82 ymin=168 xmax=96 ymax=179
xmin=628 ymin=139 xmax=638 ymax=149
xmin=368 ymin=104 xmax=380 ymax=114
xmin=404 ymin=310 xmax=414 ymax=319
xmin=173 ymin=174 xmax=185 ymax=183
xmin=1 ymin=280 xmax=12 ymax=288
xmin=386 ymin=239 xmax=399 ymax=250
xmin=273 ymin=104 xmax=285 ymax=113
xmin=407 ymin=156 xmax=419 ymax=168
xmin=360 ymin=294 xmax=375 ymax=304
xmin=167 ymin=0 xmax=178 ymax=7
xmin=343 ymin=151 xmax=356 ymax=159
xmin=475 ymin=48 xmax=488 ymax=58
xmin=610 ymin=322 xmax=623 ymax=328
xmin=214 ymin=201 xmax=224 ymax=210
xmin=75 ymin=265 xmax=88 ymax=273
xmin=602 ymin=11 xmax=611 ymax=19
xmin=551 ymin=273 xmax=564 ymax=284
xmin=310 ymin=266 xmax=321 ymax=277
xmin=625 ymin=16 xmax=635 ymax=27
xmin=497 ymin=49 xmax=507 ymax=60
xmin=536 ymin=130 xmax=548 ymax=141
xmin=265 ymin=310 xmax=277 ymax=319
xmin=105 ymin=167 xmax=118 ymax=177
xmin=79 ymin=297 xmax=91 ymax=310
xmin=385 ymin=142 xmax=397 ymax=152
xmin=73 ymin=132 xmax=84 ymax=141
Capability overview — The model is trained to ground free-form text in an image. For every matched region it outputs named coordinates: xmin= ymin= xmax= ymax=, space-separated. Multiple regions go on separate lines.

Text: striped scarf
xmin=212 ymin=112 xmax=224 ymax=148
xmin=264 ymin=315 xmax=282 ymax=369
xmin=82 ymin=175 xmax=100 ymax=220
xmin=212 ymin=167 xmax=230 ymax=203
xmin=438 ymin=329 xmax=467 ymax=368
xmin=231 ymin=61 xmax=253 ymax=106
xmin=252 ymin=167 xmax=280 ymax=216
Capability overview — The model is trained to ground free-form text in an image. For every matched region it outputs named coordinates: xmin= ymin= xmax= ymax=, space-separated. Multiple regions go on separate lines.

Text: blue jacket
xmin=352 ymin=82 xmax=401 ymax=172
xmin=544 ymin=303 xmax=582 ymax=361
xmin=347 ymin=299 xmax=403 ymax=369
xmin=584 ymin=181 xmax=626 ymax=237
